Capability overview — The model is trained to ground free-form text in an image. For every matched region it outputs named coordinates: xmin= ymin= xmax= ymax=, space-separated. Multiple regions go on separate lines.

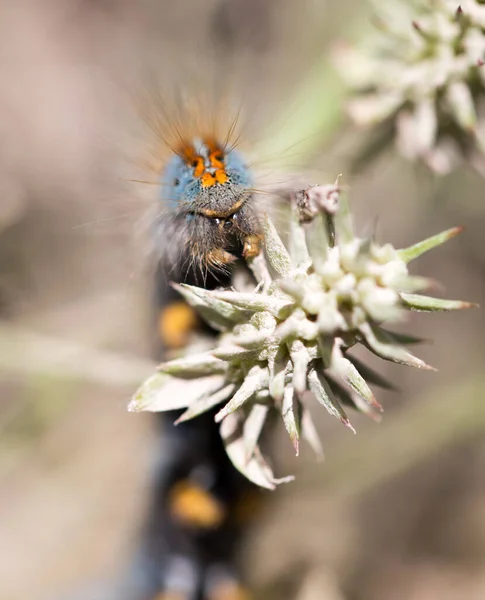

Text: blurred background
xmin=0 ymin=1 xmax=484 ymax=599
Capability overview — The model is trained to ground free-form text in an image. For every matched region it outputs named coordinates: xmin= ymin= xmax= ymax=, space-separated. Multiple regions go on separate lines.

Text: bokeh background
xmin=1 ymin=1 xmax=484 ymax=599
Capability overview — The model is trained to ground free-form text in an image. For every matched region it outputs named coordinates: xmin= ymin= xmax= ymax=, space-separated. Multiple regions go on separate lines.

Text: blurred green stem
xmin=0 ymin=322 xmax=154 ymax=387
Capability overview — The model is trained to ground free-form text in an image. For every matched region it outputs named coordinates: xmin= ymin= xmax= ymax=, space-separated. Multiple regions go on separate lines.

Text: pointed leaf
xmin=221 ymin=413 xmax=294 ymax=489
xmin=289 ymin=340 xmax=312 ymax=395
xmin=247 ymin=252 xmax=273 ymax=291
xmin=269 ymin=355 xmax=289 ymax=402
xmin=243 ymin=403 xmax=270 ymax=461
xmin=210 ymin=290 xmax=292 ymax=318
xmin=360 ymin=322 xmax=436 ymax=370
xmin=211 ymin=345 xmax=257 ymax=360
xmin=174 ymin=383 xmax=236 ymax=424
xmin=305 ymin=213 xmax=330 ymax=273
xmin=214 ymin=365 xmax=269 ymax=422
xmin=333 ymin=191 xmax=354 ymax=244
xmin=327 ymin=377 xmax=382 ymax=422
xmin=289 ymin=211 xmax=310 ymax=266
xmin=400 ymin=292 xmax=478 ymax=312
xmin=397 ymin=227 xmax=463 ymax=263
xmin=330 ymin=341 xmax=382 ymax=412
xmin=174 ymin=283 xmax=248 ymax=328
xmin=347 ymin=355 xmax=398 ymax=391
xmin=158 ymin=352 xmax=227 ymax=377
xmin=129 ymin=373 xmax=225 ymax=413
xmin=281 ymin=385 xmax=300 ymax=455
xmin=262 ymin=214 xmax=292 ymax=277
xmin=307 ymin=366 xmax=355 ymax=431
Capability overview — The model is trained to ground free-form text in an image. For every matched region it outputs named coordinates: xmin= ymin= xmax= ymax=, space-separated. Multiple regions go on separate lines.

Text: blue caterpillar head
xmin=161 ymin=138 xmax=253 ymax=215
xmin=158 ymin=138 xmax=261 ymax=276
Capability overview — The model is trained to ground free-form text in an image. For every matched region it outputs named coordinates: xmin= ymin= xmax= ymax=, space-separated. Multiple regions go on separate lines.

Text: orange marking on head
xmin=168 ymin=480 xmax=226 ymax=529
xmin=215 ymin=169 xmax=228 ymax=184
xmin=158 ymin=302 xmax=199 ymax=349
xmin=201 ymin=172 xmax=217 ymax=187
xmin=209 ymin=149 xmax=225 ymax=169
xmin=191 ymin=156 xmax=205 ymax=177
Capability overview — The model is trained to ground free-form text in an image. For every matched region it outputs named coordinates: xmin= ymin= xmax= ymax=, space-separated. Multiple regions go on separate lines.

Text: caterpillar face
xmin=160 ymin=137 xmax=262 ymax=277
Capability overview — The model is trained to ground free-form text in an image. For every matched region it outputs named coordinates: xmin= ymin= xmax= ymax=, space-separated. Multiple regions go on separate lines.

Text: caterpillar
xmin=127 ymin=80 xmax=269 ymax=600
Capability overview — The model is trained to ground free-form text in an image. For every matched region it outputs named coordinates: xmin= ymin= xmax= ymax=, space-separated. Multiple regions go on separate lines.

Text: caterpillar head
xmin=159 ymin=137 xmax=262 ymax=281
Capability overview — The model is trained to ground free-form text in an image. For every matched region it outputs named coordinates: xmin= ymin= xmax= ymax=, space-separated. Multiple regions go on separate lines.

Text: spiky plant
xmin=337 ymin=0 xmax=485 ymax=174
xmin=130 ymin=183 xmax=475 ymax=489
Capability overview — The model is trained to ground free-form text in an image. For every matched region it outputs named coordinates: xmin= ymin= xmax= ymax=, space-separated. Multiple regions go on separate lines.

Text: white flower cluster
xmin=337 ymin=0 xmax=485 ymax=173
xmin=130 ymin=184 xmax=473 ymax=488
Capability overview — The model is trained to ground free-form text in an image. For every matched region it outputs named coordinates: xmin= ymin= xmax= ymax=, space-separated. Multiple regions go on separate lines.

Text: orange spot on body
xmin=158 ymin=302 xmax=199 ymax=349
xmin=209 ymin=581 xmax=252 ymax=600
xmin=168 ymin=480 xmax=226 ymax=529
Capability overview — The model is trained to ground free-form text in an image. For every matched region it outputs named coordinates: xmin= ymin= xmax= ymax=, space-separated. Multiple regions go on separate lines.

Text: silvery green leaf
xmin=221 ymin=413 xmax=294 ymax=489
xmin=446 ymin=81 xmax=477 ymax=132
xmin=243 ymin=403 xmax=270 ymax=461
xmin=360 ymin=322 xmax=435 ymax=370
xmin=397 ymin=226 xmax=463 ymax=263
xmin=129 ymin=373 xmax=225 ymax=413
xmin=289 ymin=211 xmax=310 ymax=265
xmin=268 ymin=350 xmax=290 ymax=401
xmin=210 ymin=290 xmax=292 ymax=319
xmin=262 ymin=214 xmax=292 ymax=277
xmin=333 ymin=191 xmax=354 ymax=245
xmin=175 ymin=383 xmax=236 ymax=424
xmin=175 ymin=283 xmax=249 ymax=320
xmin=330 ymin=341 xmax=382 ymax=411
xmin=233 ymin=336 xmax=270 ymax=354
xmin=277 ymin=316 xmax=320 ymax=343
xmin=400 ymin=292 xmax=478 ymax=312
xmin=347 ymin=355 xmax=398 ymax=391
xmin=158 ymin=352 xmax=227 ymax=377
xmin=327 ymin=377 xmax=382 ymax=422
xmin=211 ymin=345 xmax=257 ymax=360
xmin=215 ymin=365 xmax=269 ymax=422
xmin=289 ymin=340 xmax=312 ymax=394
xmin=278 ymin=279 xmax=304 ymax=303
xmin=393 ymin=275 xmax=434 ymax=293
xmin=307 ymin=366 xmax=355 ymax=431
xmin=305 ymin=213 xmax=329 ymax=273
xmin=281 ymin=385 xmax=300 ymax=455
xmin=247 ymin=252 xmax=273 ymax=290
xmin=301 ymin=406 xmax=324 ymax=460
